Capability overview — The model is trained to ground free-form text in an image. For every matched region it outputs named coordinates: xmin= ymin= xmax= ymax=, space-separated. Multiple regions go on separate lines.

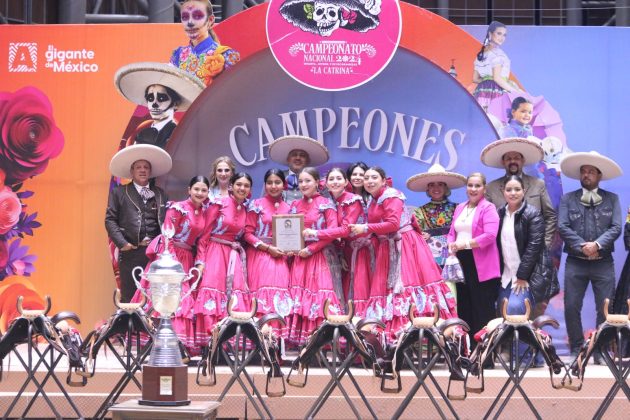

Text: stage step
xmin=0 ymin=345 xmax=626 ymax=419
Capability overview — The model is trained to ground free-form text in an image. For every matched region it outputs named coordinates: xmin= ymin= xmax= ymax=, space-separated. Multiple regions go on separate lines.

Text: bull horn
xmin=114 ymin=288 xmax=146 ymax=312
xmin=408 ymin=303 xmax=417 ymax=322
xmin=532 ymin=315 xmax=560 ymax=330
xmin=17 ymin=295 xmax=51 ymax=319
xmin=228 ymin=296 xmax=257 ymax=320
xmin=604 ymin=298 xmax=610 ymax=318
xmin=411 ymin=303 xmax=439 ymax=329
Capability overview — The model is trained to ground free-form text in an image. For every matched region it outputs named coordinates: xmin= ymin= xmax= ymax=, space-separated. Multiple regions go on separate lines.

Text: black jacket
xmin=496 ymin=201 xmax=545 ymax=284
xmin=105 ymin=183 xmax=167 ymax=248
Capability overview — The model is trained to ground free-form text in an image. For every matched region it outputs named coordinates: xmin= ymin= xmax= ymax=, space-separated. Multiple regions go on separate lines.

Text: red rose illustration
xmin=0 ymin=186 xmax=21 ymax=234
xmin=0 ymin=240 xmax=7 ymax=268
xmin=0 ymin=87 xmax=64 ymax=185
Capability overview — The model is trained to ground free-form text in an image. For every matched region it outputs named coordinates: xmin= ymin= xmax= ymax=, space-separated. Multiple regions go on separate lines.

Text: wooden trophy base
xmin=139 ymin=365 xmax=190 ymax=406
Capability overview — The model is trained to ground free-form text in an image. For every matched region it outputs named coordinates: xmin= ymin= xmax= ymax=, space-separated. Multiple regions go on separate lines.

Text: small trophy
xmin=133 ymin=224 xmax=199 ymax=406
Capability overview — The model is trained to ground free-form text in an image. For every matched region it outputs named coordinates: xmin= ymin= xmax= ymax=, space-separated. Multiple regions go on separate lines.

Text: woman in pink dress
xmin=244 ymin=169 xmax=292 ymax=338
xmin=131 ymin=175 xmax=209 ymax=355
xmin=288 ymin=167 xmax=341 ymax=346
xmin=194 ymin=172 xmax=252 ymax=346
xmin=303 ymin=168 xmax=372 ymax=316
xmin=350 ymin=167 xmax=457 ymax=341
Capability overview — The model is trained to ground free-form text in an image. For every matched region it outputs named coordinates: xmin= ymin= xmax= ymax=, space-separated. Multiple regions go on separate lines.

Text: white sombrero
xmin=560 ymin=151 xmax=622 ymax=180
xmin=268 ymin=135 xmax=330 ymax=166
xmin=115 ymin=62 xmax=205 ymax=111
xmin=406 ymin=163 xmax=466 ymax=192
xmin=109 ymin=144 xmax=172 ymax=179
xmin=480 ymin=137 xmax=544 ymax=168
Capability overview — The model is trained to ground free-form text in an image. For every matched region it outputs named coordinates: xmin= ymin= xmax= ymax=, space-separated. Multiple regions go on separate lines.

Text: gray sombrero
xmin=406 ymin=163 xmax=466 ymax=192
xmin=109 ymin=144 xmax=172 ymax=179
xmin=560 ymin=151 xmax=622 ymax=180
xmin=115 ymin=62 xmax=205 ymax=111
xmin=480 ymin=137 xmax=544 ymax=168
xmin=268 ymin=135 xmax=330 ymax=166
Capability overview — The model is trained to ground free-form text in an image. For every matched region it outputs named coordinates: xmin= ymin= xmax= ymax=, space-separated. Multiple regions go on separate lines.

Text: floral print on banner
xmin=0 ymin=87 xmax=64 ymax=282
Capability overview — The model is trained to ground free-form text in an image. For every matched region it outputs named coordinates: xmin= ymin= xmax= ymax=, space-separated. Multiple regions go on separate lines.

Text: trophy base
xmin=141 ymin=365 xmax=189 ymax=406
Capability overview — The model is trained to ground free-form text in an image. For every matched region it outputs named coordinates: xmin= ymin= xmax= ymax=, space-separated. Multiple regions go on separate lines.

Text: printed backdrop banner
xmin=0 ymin=4 xmax=629 ymax=353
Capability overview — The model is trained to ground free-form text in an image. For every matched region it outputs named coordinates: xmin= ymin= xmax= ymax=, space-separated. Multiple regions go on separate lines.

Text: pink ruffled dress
xmin=287 ymin=193 xmax=342 ymax=346
xmin=364 ymin=187 xmax=457 ymax=342
xmin=313 ymin=191 xmax=373 ymax=317
xmin=131 ymin=199 xmax=205 ymax=354
xmin=244 ymin=195 xmax=292 ymax=338
xmin=194 ymin=195 xmax=250 ymax=347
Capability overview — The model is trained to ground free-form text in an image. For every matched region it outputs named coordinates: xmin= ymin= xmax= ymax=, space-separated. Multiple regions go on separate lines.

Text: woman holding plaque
xmin=244 ymin=169 xmax=292 ymax=338
xmin=194 ymin=172 xmax=252 ymax=346
xmin=131 ymin=175 xmax=210 ymax=355
xmin=303 ymin=168 xmax=372 ymax=317
xmin=350 ymin=167 xmax=456 ymax=341
xmin=287 ymin=167 xmax=341 ymax=346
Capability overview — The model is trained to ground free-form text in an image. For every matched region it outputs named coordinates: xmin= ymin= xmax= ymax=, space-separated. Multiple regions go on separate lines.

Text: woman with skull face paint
xmin=131 ymin=175 xmax=210 ymax=355
xmin=126 ymin=84 xmax=182 ymax=149
xmin=170 ymin=0 xmax=240 ymax=86
xmin=194 ymin=172 xmax=252 ymax=346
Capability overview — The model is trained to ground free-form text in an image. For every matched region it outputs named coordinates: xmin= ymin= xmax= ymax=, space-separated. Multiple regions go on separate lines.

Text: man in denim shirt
xmin=558 ymin=151 xmax=622 ymax=358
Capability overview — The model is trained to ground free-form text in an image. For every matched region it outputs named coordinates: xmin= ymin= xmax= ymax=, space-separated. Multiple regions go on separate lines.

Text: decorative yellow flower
xmin=204 ymin=52 xmax=226 ymax=78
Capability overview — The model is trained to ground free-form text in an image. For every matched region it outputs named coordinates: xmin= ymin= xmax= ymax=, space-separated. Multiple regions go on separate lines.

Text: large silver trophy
xmin=132 ymin=224 xmax=200 ymax=406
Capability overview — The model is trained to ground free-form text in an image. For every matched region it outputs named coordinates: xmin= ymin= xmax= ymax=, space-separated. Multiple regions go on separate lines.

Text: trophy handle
xmin=181 ymin=267 xmax=202 ymax=302
xmin=132 ymin=265 xmax=150 ymax=299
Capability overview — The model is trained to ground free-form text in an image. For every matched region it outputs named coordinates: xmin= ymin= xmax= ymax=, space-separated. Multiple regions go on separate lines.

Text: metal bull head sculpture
xmin=78 ymin=289 xmax=155 ymax=378
xmin=566 ymin=298 xmax=630 ymax=391
xmin=0 ymin=295 xmax=86 ymax=386
xmin=466 ymin=298 xmax=566 ymax=393
xmin=197 ymin=297 xmax=287 ymax=397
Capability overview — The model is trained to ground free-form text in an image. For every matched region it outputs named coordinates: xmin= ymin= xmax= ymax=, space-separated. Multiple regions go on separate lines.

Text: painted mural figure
xmin=244 ymin=169 xmax=292 ymax=339
xmin=105 ymin=145 xmax=171 ymax=302
xmin=558 ymin=151 xmax=622 ymax=361
xmin=193 ymin=172 xmax=252 ymax=346
xmin=279 ymin=0 xmax=382 ymax=37
xmin=131 ymin=176 xmax=210 ymax=355
xmin=351 ymin=167 xmax=457 ymax=342
xmin=170 ymin=0 xmax=240 ymax=87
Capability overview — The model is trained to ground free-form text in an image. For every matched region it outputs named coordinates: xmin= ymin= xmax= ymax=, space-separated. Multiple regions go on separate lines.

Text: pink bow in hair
xmin=341 ymin=7 xmax=357 ymax=24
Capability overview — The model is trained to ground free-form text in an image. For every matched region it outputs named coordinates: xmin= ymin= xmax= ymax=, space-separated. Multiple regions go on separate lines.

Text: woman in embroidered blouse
xmin=472 ymin=21 xmax=521 ymax=110
xmin=244 ymin=169 xmax=292 ymax=338
xmin=303 ymin=168 xmax=372 ymax=317
xmin=287 ymin=167 xmax=341 ymax=346
xmin=171 ymin=0 xmax=240 ymax=87
xmin=447 ymin=172 xmax=500 ymax=343
xmin=350 ymin=167 xmax=456 ymax=341
xmin=131 ymin=175 xmax=209 ymax=355
xmin=208 ymin=155 xmax=235 ymax=199
xmin=194 ymin=172 xmax=251 ymax=346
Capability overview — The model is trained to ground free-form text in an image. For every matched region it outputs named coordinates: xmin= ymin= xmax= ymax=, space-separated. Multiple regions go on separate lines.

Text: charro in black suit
xmin=105 ymin=183 xmax=167 ymax=302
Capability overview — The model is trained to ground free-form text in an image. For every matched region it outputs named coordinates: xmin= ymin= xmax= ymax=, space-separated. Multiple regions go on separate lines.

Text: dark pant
xmin=456 ymin=250 xmax=499 ymax=344
xmin=118 ymin=246 xmax=149 ymax=303
xmin=564 ymin=256 xmax=615 ymax=353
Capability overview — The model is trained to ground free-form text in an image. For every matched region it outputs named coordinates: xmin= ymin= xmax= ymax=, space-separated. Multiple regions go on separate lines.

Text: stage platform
xmin=0 ymin=343 xmax=626 ymax=419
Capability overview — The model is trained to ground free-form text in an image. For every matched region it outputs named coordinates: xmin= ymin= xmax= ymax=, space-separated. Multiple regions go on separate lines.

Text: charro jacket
xmin=497 ymin=201 xmax=545 ymax=283
xmin=486 ymin=174 xmax=557 ymax=247
xmin=105 ymin=183 xmax=167 ymax=248
xmin=558 ymin=188 xmax=621 ymax=259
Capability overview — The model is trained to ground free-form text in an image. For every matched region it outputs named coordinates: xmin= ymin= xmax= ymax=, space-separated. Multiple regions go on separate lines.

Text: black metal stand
xmin=2 ymin=324 xmax=83 ymax=420
xmin=217 ymin=325 xmax=275 ymax=420
xmin=483 ymin=330 xmax=540 ymax=420
xmin=92 ymin=316 xmax=153 ymax=420
xmin=592 ymin=330 xmax=630 ymax=420
xmin=391 ymin=327 xmax=460 ymax=420
xmin=304 ymin=327 xmax=378 ymax=420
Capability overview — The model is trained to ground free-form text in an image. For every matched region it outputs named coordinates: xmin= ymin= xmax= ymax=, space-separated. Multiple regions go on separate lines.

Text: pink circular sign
xmin=266 ymin=0 xmax=402 ymax=91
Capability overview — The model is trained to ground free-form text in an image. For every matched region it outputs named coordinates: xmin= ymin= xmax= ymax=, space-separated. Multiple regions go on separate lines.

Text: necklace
xmin=463 ymin=205 xmax=476 ymax=219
